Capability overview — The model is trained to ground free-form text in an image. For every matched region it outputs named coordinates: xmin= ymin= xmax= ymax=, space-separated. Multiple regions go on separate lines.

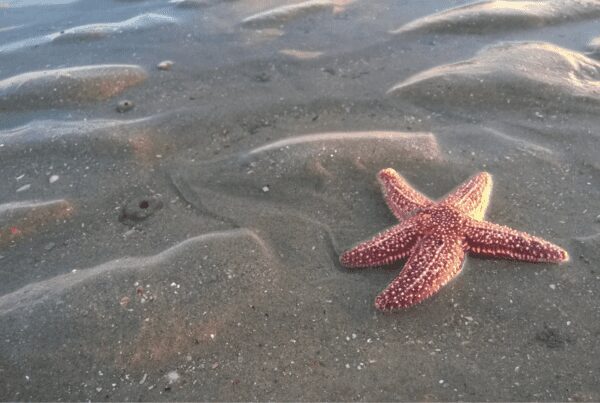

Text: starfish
xmin=339 ymin=169 xmax=569 ymax=311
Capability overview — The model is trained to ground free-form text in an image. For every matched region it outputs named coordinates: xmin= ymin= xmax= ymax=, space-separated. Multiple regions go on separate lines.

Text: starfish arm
xmin=377 ymin=168 xmax=432 ymax=220
xmin=375 ymin=236 xmax=465 ymax=310
xmin=442 ymin=172 xmax=493 ymax=220
xmin=464 ymin=219 xmax=569 ymax=263
xmin=339 ymin=218 xmax=420 ymax=268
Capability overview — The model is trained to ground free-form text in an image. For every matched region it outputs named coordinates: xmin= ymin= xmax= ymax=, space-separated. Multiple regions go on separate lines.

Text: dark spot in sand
xmin=119 ymin=195 xmax=163 ymax=225
xmin=116 ymin=99 xmax=135 ymax=113
xmin=535 ymin=324 xmax=571 ymax=349
xmin=253 ymin=72 xmax=270 ymax=82
xmin=322 ymin=67 xmax=336 ymax=75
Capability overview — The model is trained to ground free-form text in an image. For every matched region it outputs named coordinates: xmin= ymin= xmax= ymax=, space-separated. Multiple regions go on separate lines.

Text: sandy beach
xmin=1 ymin=0 xmax=599 ymax=400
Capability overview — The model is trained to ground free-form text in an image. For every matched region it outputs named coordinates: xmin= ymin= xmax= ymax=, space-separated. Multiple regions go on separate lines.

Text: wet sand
xmin=0 ymin=0 xmax=599 ymax=401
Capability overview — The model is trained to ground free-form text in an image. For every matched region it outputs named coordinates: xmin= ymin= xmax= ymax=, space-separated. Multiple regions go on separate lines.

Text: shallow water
xmin=1 ymin=0 xmax=599 ymax=401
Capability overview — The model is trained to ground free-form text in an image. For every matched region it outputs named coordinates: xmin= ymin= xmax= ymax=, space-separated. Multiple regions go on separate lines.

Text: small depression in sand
xmin=0 ymin=65 xmax=147 ymax=110
xmin=391 ymin=0 xmax=600 ymax=35
xmin=388 ymin=41 xmax=600 ymax=114
xmin=171 ymin=130 xmax=441 ymax=240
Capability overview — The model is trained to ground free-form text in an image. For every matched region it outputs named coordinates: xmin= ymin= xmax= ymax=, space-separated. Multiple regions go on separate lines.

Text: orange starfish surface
xmin=340 ymin=169 xmax=569 ymax=311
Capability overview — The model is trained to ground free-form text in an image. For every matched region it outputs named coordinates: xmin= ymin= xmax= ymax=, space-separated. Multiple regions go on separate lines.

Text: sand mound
xmin=589 ymin=36 xmax=600 ymax=58
xmin=241 ymin=0 xmax=348 ymax=28
xmin=391 ymin=0 xmax=600 ymax=35
xmin=52 ymin=14 xmax=176 ymax=43
xmin=0 ymin=65 xmax=147 ymax=110
xmin=388 ymin=42 xmax=600 ymax=113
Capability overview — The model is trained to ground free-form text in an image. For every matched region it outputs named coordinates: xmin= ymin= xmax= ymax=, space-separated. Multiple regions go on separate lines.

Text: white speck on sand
xmin=166 ymin=370 xmax=180 ymax=384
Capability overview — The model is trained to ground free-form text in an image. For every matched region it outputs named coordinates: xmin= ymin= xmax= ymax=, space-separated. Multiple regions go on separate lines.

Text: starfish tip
xmin=377 ymin=168 xmax=395 ymax=183
xmin=559 ymin=248 xmax=570 ymax=262
xmin=339 ymin=250 xmax=356 ymax=268
xmin=474 ymin=171 xmax=493 ymax=184
xmin=374 ymin=297 xmax=389 ymax=311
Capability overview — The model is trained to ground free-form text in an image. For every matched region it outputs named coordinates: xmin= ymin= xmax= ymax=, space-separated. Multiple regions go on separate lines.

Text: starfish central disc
xmin=339 ymin=169 xmax=569 ymax=311
xmin=415 ymin=205 xmax=467 ymax=235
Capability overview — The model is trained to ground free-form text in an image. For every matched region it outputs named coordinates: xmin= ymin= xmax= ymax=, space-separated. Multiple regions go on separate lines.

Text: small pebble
xmin=116 ymin=100 xmax=135 ymax=113
xmin=549 ymin=284 xmax=556 ymax=290
xmin=262 ymin=185 xmax=270 ymax=192
xmin=49 ymin=175 xmax=59 ymax=184
xmin=44 ymin=242 xmax=55 ymax=251
xmin=157 ymin=60 xmax=174 ymax=71
xmin=119 ymin=296 xmax=130 ymax=307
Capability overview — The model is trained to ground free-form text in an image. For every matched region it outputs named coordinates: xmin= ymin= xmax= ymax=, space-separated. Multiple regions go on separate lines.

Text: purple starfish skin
xmin=339 ymin=169 xmax=569 ymax=311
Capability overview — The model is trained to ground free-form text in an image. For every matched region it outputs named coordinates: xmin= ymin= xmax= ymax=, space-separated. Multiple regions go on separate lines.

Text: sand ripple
xmin=391 ymin=0 xmax=600 ymax=35
xmin=170 ymin=0 xmax=211 ymax=8
xmin=0 ymin=228 xmax=273 ymax=315
xmin=0 ymin=13 xmax=176 ymax=53
xmin=52 ymin=13 xmax=176 ymax=43
xmin=0 ymin=199 xmax=74 ymax=249
xmin=388 ymin=42 xmax=600 ymax=113
xmin=0 ymin=64 xmax=147 ymax=110
xmin=7 ymin=0 xmax=78 ymax=7
xmin=241 ymin=0 xmax=350 ymax=28
xmin=0 ymin=226 xmax=288 ymax=396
